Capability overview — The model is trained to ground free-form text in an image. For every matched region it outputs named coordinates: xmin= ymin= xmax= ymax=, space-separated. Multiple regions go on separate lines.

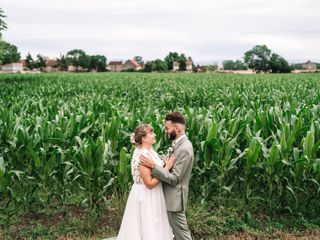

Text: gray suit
xmin=152 ymin=136 xmax=194 ymax=240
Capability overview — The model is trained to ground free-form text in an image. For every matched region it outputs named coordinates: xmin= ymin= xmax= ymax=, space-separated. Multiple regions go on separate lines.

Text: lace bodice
xmin=131 ymin=147 xmax=163 ymax=184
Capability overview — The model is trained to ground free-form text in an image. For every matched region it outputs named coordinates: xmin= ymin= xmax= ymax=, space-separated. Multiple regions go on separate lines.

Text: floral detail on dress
xmin=131 ymin=149 xmax=144 ymax=184
xmin=131 ymin=148 xmax=162 ymax=185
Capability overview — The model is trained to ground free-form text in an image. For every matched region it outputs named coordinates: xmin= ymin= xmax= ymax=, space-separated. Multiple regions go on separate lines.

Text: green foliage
xmin=164 ymin=52 xmax=190 ymax=71
xmin=63 ymin=50 xmax=108 ymax=72
xmin=25 ymin=53 xmax=35 ymax=70
xmin=67 ymin=49 xmax=90 ymax=71
xmin=291 ymin=63 xmax=303 ymax=70
xmin=164 ymin=52 xmax=180 ymax=70
xmin=57 ymin=54 xmax=69 ymax=71
xmin=1 ymin=72 xmax=320 ymax=232
xmin=194 ymin=64 xmax=218 ymax=73
xmin=0 ymin=40 xmax=21 ymax=65
xmin=223 ymin=60 xmax=248 ymax=70
xmin=133 ymin=56 xmax=143 ymax=65
xmin=178 ymin=53 xmax=187 ymax=71
xmin=0 ymin=8 xmax=7 ymax=39
xmin=269 ymin=53 xmax=291 ymax=73
xmin=35 ymin=54 xmax=47 ymax=71
xmin=144 ymin=59 xmax=168 ymax=72
xmin=244 ymin=45 xmax=291 ymax=73
xmin=244 ymin=45 xmax=272 ymax=73
xmin=89 ymin=55 xmax=107 ymax=72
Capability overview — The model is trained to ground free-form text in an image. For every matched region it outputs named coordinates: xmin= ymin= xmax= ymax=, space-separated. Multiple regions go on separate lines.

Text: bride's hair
xmin=132 ymin=124 xmax=154 ymax=146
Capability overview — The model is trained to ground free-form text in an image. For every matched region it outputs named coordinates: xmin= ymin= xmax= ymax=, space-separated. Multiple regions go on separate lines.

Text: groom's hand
xmin=139 ymin=155 xmax=156 ymax=169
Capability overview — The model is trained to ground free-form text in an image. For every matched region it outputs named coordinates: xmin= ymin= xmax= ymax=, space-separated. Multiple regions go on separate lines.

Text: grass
xmin=1 ymin=194 xmax=319 ymax=239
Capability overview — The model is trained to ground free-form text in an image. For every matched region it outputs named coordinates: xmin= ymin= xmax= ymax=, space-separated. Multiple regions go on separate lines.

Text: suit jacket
xmin=152 ymin=136 xmax=194 ymax=212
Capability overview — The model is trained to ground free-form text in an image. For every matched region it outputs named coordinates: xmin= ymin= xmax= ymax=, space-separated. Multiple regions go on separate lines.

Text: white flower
xmin=162 ymin=146 xmax=174 ymax=163
xmin=167 ymin=146 xmax=174 ymax=155
xmin=130 ymin=133 xmax=136 ymax=144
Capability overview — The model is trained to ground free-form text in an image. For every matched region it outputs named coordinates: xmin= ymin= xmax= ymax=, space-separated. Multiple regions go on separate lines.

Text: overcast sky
xmin=2 ymin=0 xmax=320 ymax=63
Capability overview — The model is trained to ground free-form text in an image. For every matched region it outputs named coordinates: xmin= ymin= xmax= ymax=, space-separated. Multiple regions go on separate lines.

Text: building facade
xmin=107 ymin=61 xmax=123 ymax=72
xmin=302 ymin=60 xmax=317 ymax=71
xmin=0 ymin=62 xmax=23 ymax=73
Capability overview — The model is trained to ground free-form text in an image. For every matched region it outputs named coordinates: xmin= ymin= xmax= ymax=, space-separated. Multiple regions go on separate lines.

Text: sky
xmin=1 ymin=0 xmax=320 ymax=64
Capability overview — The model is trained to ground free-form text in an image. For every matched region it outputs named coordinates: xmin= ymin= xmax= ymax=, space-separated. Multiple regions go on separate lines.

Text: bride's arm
xmin=139 ymin=165 xmax=160 ymax=189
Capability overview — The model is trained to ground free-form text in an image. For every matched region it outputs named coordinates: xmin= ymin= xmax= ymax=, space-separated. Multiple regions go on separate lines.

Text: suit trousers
xmin=167 ymin=211 xmax=192 ymax=240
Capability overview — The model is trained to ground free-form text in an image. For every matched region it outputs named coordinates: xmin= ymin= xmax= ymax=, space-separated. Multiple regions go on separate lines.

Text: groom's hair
xmin=165 ymin=112 xmax=186 ymax=125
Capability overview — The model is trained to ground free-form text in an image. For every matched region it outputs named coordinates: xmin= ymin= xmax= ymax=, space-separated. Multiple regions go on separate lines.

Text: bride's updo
xmin=131 ymin=124 xmax=154 ymax=146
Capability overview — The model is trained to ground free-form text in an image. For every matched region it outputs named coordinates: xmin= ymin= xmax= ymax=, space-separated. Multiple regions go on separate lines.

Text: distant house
xmin=122 ymin=59 xmax=142 ymax=71
xmin=19 ymin=59 xmax=28 ymax=70
xmin=173 ymin=61 xmax=180 ymax=71
xmin=67 ymin=65 xmax=84 ymax=72
xmin=302 ymin=60 xmax=317 ymax=71
xmin=0 ymin=62 xmax=23 ymax=73
xmin=107 ymin=61 xmax=123 ymax=72
xmin=46 ymin=59 xmax=59 ymax=72
xmin=68 ymin=65 xmax=77 ymax=72
xmin=186 ymin=60 xmax=193 ymax=72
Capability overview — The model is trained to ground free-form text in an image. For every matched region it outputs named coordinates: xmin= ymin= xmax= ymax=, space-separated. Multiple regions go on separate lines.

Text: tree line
xmin=223 ymin=45 xmax=302 ymax=73
xmin=25 ymin=50 xmax=107 ymax=72
xmin=0 ymin=8 xmax=318 ymax=73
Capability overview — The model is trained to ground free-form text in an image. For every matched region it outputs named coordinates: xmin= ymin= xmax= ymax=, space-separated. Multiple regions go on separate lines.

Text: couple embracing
xmin=117 ymin=112 xmax=194 ymax=240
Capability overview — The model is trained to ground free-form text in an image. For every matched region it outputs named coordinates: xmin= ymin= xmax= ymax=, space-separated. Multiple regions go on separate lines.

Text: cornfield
xmin=1 ymin=72 xmax=320 ymax=227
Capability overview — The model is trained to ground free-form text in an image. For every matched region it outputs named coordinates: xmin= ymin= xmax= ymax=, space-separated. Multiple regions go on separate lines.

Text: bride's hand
xmin=164 ymin=155 xmax=176 ymax=171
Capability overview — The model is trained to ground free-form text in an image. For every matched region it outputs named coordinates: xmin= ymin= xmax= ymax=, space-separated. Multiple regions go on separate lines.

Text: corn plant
xmin=1 ymin=72 xmax=320 ymax=225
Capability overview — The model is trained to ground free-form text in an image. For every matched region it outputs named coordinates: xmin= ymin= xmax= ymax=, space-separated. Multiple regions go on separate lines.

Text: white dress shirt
xmin=173 ymin=134 xmax=186 ymax=146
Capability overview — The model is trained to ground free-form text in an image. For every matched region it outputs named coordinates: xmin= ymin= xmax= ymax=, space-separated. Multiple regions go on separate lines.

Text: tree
xmin=144 ymin=61 xmax=153 ymax=72
xmin=164 ymin=52 xmax=191 ymax=71
xmin=67 ymin=49 xmax=90 ymax=71
xmin=290 ymin=63 xmax=302 ymax=70
xmin=89 ymin=55 xmax=107 ymax=72
xmin=57 ymin=54 xmax=69 ymax=71
xmin=234 ymin=60 xmax=248 ymax=70
xmin=134 ymin=56 xmax=143 ymax=65
xmin=178 ymin=53 xmax=187 ymax=71
xmin=223 ymin=60 xmax=247 ymax=70
xmin=153 ymin=59 xmax=168 ymax=71
xmin=244 ymin=45 xmax=272 ymax=73
xmin=269 ymin=53 xmax=291 ymax=73
xmin=202 ymin=64 xmax=218 ymax=72
xmin=143 ymin=59 xmax=168 ymax=72
xmin=164 ymin=52 xmax=180 ymax=70
xmin=243 ymin=45 xmax=291 ymax=73
xmin=0 ymin=8 xmax=7 ymax=39
xmin=0 ymin=10 xmax=21 ymax=65
xmin=25 ymin=53 xmax=35 ymax=70
xmin=35 ymin=54 xmax=47 ymax=71
xmin=223 ymin=60 xmax=236 ymax=70
xmin=0 ymin=40 xmax=21 ymax=65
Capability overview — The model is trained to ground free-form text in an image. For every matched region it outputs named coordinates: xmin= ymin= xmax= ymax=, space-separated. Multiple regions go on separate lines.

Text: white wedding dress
xmin=117 ymin=147 xmax=173 ymax=240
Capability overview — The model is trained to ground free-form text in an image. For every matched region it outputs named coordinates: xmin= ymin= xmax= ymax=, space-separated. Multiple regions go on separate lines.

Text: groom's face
xmin=165 ymin=121 xmax=177 ymax=141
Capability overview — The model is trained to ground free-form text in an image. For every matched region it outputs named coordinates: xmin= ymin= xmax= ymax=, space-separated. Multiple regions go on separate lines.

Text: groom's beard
xmin=167 ymin=130 xmax=177 ymax=141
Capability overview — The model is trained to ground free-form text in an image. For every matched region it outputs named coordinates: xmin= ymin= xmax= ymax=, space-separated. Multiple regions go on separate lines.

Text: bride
xmin=117 ymin=124 xmax=175 ymax=240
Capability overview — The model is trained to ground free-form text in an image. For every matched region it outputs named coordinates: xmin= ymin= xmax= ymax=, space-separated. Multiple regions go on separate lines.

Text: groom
xmin=140 ymin=112 xmax=194 ymax=240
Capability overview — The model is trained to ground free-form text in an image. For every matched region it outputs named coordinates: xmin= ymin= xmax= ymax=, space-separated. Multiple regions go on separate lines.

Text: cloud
xmin=2 ymin=0 xmax=320 ymax=62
